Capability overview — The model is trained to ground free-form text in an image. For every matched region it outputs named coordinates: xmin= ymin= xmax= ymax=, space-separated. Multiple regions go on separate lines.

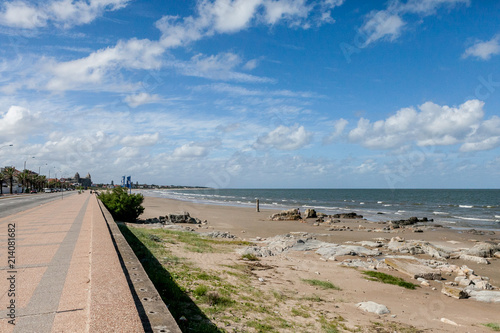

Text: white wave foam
xmin=453 ymin=216 xmax=497 ymax=222
xmin=433 ymin=211 xmax=448 ymax=215
xmin=459 ymin=205 xmax=473 ymax=208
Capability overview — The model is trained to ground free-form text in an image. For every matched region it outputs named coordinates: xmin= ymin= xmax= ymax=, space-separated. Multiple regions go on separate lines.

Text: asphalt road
xmin=0 ymin=192 xmax=77 ymax=219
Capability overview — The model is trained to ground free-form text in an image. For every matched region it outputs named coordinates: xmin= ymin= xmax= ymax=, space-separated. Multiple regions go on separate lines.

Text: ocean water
xmin=138 ymin=188 xmax=500 ymax=230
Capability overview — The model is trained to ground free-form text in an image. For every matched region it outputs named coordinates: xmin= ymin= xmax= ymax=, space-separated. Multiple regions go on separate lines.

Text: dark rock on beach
xmin=270 ymin=209 xmax=302 ymax=221
xmin=332 ymin=212 xmax=363 ymax=219
xmin=389 ymin=217 xmax=433 ymax=228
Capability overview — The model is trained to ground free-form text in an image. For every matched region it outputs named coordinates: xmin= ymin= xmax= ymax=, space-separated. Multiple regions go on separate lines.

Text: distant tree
xmin=3 ymin=167 xmax=16 ymax=194
xmin=17 ymin=170 xmax=30 ymax=193
xmin=0 ymin=172 xmax=4 ymax=195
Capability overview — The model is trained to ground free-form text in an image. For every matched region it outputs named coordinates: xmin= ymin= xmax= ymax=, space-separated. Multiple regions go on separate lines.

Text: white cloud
xmin=124 ymin=93 xmax=160 ymax=108
xmin=254 ymin=124 xmax=312 ymax=150
xmin=45 ymin=38 xmax=164 ymax=90
xmin=0 ymin=0 xmax=130 ymax=29
xmin=120 ymin=133 xmax=160 ymax=147
xmin=174 ymin=52 xmax=273 ymax=83
xmin=347 ymin=99 xmax=500 ymax=152
xmin=157 ymin=0 xmax=344 ymax=48
xmin=243 ymin=58 xmax=259 ymax=70
xmin=360 ymin=0 xmax=468 ymax=46
xmin=361 ymin=11 xmax=405 ymax=45
xmin=323 ymin=118 xmax=348 ymax=144
xmin=463 ymin=34 xmax=500 ymax=60
xmin=0 ymin=1 xmax=47 ymax=28
xmin=172 ymin=142 xmax=209 ymax=159
xmin=0 ymin=105 xmax=43 ymax=138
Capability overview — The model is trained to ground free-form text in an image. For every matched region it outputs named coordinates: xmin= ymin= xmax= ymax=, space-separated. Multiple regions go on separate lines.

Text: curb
xmin=97 ymin=199 xmax=182 ymax=333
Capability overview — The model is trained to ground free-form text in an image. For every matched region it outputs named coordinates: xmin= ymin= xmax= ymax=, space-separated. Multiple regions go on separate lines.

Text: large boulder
xmin=332 ymin=212 xmax=363 ymax=219
xmin=466 ymin=290 xmax=500 ymax=303
xmin=304 ymin=208 xmax=317 ymax=218
xmin=387 ymin=239 xmax=450 ymax=259
xmin=466 ymin=242 xmax=500 ymax=258
xmin=166 ymin=212 xmax=201 ymax=224
xmin=356 ymin=301 xmax=390 ymax=315
xmin=270 ymin=208 xmax=302 ymax=221
xmin=384 ymin=257 xmax=441 ymax=280
xmin=441 ymin=285 xmax=468 ymax=299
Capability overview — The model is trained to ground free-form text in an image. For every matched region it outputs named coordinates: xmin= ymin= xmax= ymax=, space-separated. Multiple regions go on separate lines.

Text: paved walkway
xmin=0 ymin=192 xmax=144 ymax=332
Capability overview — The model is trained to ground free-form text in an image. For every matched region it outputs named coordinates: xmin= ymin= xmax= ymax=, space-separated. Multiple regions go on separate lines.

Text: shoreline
xmin=135 ymin=189 xmax=500 ymax=231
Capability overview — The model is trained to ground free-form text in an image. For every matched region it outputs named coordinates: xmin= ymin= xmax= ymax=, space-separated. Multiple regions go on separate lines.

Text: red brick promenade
xmin=0 ymin=192 xmax=144 ymax=332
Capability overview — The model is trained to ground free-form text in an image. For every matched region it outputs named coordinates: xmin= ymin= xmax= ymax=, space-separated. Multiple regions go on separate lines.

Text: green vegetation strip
xmin=302 ymin=279 xmax=341 ymax=290
xmin=483 ymin=323 xmax=500 ymax=331
xmin=362 ymin=271 xmax=417 ymax=290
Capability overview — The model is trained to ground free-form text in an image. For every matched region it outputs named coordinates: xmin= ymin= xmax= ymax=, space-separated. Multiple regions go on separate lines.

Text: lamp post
xmin=0 ymin=144 xmax=13 ymax=150
xmin=24 ymin=156 xmax=35 ymax=171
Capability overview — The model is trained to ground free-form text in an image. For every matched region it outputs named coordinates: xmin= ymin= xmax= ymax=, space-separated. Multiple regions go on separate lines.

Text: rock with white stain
xmin=440 ymin=318 xmax=459 ymax=326
xmin=459 ymin=254 xmax=490 ymax=264
xmin=467 ymin=290 xmax=500 ymax=303
xmin=356 ymin=301 xmax=390 ymax=315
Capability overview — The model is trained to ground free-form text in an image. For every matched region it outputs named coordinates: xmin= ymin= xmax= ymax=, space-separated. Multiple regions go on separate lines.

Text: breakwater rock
xmin=270 ymin=209 xmax=302 ymax=221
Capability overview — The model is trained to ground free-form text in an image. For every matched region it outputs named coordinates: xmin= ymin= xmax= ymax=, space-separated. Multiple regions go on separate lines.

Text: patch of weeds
xmin=483 ymin=323 xmax=500 ymax=331
xmin=272 ymin=290 xmax=288 ymax=302
xmin=193 ymin=285 xmax=209 ymax=297
xmin=291 ymin=307 xmax=311 ymax=318
xmin=319 ymin=315 xmax=355 ymax=333
xmin=205 ymin=291 xmax=233 ymax=307
xmin=319 ymin=315 xmax=340 ymax=333
xmin=247 ymin=319 xmax=276 ymax=332
xmin=302 ymin=279 xmax=341 ymax=290
xmin=362 ymin=271 xmax=417 ymax=290
xmin=197 ymin=272 xmax=219 ymax=281
xmin=369 ymin=321 xmax=422 ymax=333
xmin=301 ymin=294 xmax=323 ymax=302
xmin=241 ymin=253 xmax=260 ymax=261
xmin=148 ymin=234 xmax=162 ymax=242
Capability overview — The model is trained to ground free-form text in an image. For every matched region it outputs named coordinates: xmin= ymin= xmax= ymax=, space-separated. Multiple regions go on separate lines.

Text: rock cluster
xmin=165 ymin=212 xmax=202 ymax=224
xmin=140 ymin=212 xmax=205 ymax=225
xmin=202 ymin=231 xmax=236 ymax=239
xmin=332 ymin=212 xmax=363 ymax=219
xmin=389 ymin=217 xmax=433 ymax=228
xmin=270 ymin=209 xmax=302 ymax=221
xmin=304 ymin=208 xmax=317 ymax=218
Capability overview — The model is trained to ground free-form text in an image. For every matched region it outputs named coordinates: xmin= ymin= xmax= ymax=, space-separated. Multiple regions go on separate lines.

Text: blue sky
xmin=0 ymin=0 xmax=499 ymax=188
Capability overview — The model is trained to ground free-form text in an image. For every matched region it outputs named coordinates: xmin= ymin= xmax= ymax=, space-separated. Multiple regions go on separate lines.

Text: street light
xmin=0 ymin=144 xmax=13 ymax=150
xmin=24 ymin=156 xmax=35 ymax=171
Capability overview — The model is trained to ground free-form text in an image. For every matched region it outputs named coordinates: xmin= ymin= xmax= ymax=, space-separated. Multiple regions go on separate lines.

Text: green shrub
xmin=483 ymin=323 xmax=500 ymax=331
xmin=193 ymin=285 xmax=209 ymax=297
xmin=98 ymin=187 xmax=144 ymax=222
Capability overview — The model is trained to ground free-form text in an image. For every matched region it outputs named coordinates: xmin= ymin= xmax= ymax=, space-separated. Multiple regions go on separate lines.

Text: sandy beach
xmin=134 ymin=195 xmax=500 ymax=332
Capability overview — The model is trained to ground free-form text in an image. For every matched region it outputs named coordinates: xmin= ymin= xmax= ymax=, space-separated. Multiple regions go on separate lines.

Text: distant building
xmin=66 ymin=172 xmax=92 ymax=188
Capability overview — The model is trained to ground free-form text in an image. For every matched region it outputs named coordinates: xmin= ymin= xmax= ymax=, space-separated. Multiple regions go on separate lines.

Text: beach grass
xmin=483 ymin=323 xmax=500 ymax=331
xmin=302 ymin=279 xmax=341 ymax=290
xmin=362 ymin=271 xmax=418 ymax=290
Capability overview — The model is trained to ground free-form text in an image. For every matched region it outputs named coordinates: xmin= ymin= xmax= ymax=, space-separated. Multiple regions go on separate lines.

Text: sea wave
xmin=453 ymin=216 xmax=498 ymax=222
xmin=459 ymin=205 xmax=473 ymax=208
